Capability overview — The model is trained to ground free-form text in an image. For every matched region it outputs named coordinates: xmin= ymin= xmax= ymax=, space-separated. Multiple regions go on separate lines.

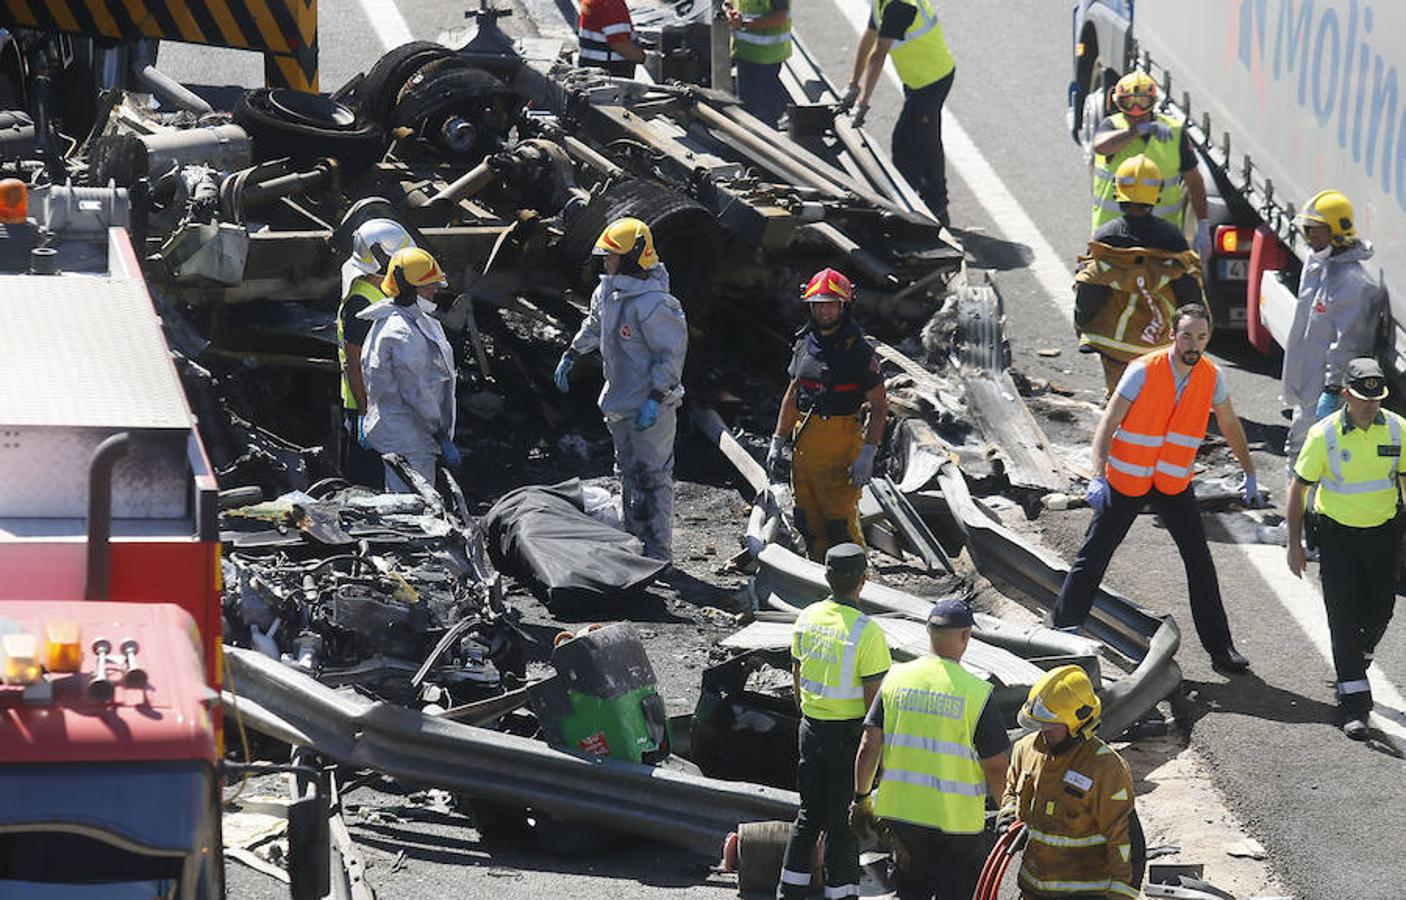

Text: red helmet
xmin=801 ymin=268 xmax=853 ymax=304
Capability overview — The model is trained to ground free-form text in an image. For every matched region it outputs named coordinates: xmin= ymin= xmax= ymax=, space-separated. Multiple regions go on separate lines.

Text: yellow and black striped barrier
xmin=0 ymin=0 xmax=319 ymax=92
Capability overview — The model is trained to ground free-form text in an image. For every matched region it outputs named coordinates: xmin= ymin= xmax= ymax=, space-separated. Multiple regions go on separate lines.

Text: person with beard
xmin=1050 ymin=305 xmax=1257 ymax=673
xmin=766 ymin=268 xmax=888 ymax=560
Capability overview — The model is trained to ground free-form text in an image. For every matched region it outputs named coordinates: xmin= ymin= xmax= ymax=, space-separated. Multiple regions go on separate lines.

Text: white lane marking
xmin=355 ymin=0 xmax=414 ymax=52
xmin=828 ymin=0 xmax=1405 ymax=749
xmin=832 ymin=0 xmax=1074 ymax=317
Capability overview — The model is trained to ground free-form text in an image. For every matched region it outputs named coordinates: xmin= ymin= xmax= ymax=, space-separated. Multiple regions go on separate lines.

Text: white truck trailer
xmin=1066 ymin=0 xmax=1406 ymax=388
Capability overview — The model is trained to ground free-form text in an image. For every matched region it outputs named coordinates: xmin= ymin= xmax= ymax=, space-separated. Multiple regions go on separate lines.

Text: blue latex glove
xmin=1315 ymin=389 xmax=1342 ymax=420
xmin=356 ymin=415 xmax=370 ymax=449
xmin=553 ymin=353 xmax=574 ymax=393
xmin=1086 ymin=475 xmax=1112 ymax=512
xmin=438 ymin=435 xmax=462 ymax=468
xmin=850 ymin=443 xmax=877 ymax=487
xmin=1242 ymin=471 xmax=1264 ymax=507
xmin=1136 ymin=119 xmax=1173 ymax=141
xmin=635 ymin=397 xmax=661 ymax=431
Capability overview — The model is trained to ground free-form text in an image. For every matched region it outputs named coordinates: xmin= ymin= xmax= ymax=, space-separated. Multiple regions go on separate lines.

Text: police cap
xmin=1346 ymin=357 xmax=1388 ymax=401
xmin=824 ymin=543 xmax=868 ymax=577
xmin=927 ymin=598 xmax=975 ymax=629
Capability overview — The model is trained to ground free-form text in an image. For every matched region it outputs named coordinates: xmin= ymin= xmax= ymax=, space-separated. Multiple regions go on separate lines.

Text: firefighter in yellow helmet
xmin=998 ymin=666 xmax=1142 ymax=900
xmin=1091 ymin=71 xmax=1208 ymax=248
xmin=359 ymin=247 xmax=460 ymax=493
xmin=555 ymin=217 xmax=688 ymax=561
xmin=1280 ymin=189 xmax=1386 ymax=468
xmin=1074 ymin=153 xmax=1206 ymax=395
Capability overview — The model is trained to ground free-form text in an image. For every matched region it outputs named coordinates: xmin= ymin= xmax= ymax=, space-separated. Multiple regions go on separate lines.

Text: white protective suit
xmin=1281 ymin=241 xmax=1385 ymax=463
xmin=568 ymin=263 xmax=688 ymax=560
xmin=359 ymin=300 xmax=457 ymax=492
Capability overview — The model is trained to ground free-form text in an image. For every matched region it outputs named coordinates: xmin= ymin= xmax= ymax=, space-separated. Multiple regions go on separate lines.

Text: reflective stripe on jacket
xmin=731 ymin=0 xmax=791 ymax=64
xmin=338 ymin=277 xmax=388 ymax=410
xmin=1002 ymin=732 xmax=1137 ymax=900
xmin=871 ymin=0 xmax=953 ymax=90
xmin=1074 ymin=242 xmax=1201 ymax=363
xmin=873 ymin=656 xmax=991 ymax=833
xmin=1091 ymin=112 xmax=1186 ymax=231
xmin=792 ymin=598 xmax=881 ymax=720
xmin=1106 ymin=352 xmax=1217 ymax=497
xmin=1313 ymin=409 xmax=1404 ymax=526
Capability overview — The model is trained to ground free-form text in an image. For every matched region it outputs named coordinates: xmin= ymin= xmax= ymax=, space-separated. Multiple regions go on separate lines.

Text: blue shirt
xmin=1116 ymin=354 xmax=1227 ymax=406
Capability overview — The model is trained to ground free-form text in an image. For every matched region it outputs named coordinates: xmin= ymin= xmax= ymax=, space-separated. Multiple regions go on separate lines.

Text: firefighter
xmin=840 ymin=0 xmax=954 ymax=226
xmin=360 ymin=248 xmax=460 ymax=493
xmin=1090 ymin=71 xmax=1208 ymax=250
xmin=999 ymin=665 xmax=1141 ymax=900
xmin=338 ymin=219 xmax=417 ymax=489
xmin=851 ymin=598 xmax=1010 ymax=900
xmin=779 ymin=543 xmax=892 ymax=900
xmin=577 ymin=0 xmax=645 ymax=76
xmin=725 ymin=0 xmax=792 ymax=128
xmin=1051 ymin=305 xmax=1258 ymax=674
xmin=1286 ymin=358 xmax=1405 ymax=740
xmin=555 ymin=218 xmax=688 ymax=562
xmin=767 ymin=268 xmax=888 ymax=561
xmin=1074 ymin=154 xmax=1206 ymax=396
xmin=1280 ymin=190 xmax=1386 ymax=469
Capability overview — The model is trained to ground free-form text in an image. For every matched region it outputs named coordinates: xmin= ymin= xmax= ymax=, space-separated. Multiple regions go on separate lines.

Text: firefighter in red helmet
xmin=767 ymin=268 xmax=889 ymax=560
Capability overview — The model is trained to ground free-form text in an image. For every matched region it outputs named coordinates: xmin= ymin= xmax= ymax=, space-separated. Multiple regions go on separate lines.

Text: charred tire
xmin=561 ymin=179 xmax=722 ymax=310
xmin=390 ymin=65 xmax=515 ymax=156
xmin=356 ymin=41 xmax=455 ymax=122
xmin=234 ymin=88 xmax=385 ymax=173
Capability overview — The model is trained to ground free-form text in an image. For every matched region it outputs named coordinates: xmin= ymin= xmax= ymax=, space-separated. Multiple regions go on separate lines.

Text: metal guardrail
xmin=222 ymin=646 xmax=798 ymax=854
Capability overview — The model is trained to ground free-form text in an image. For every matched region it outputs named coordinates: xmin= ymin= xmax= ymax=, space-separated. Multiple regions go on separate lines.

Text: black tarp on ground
xmin=483 ymin=479 xmax=667 ymax=607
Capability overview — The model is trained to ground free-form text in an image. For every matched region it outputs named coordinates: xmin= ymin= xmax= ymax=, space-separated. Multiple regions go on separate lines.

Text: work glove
xmin=1316 ymin=389 xmax=1342 ymax=419
xmin=438 ymin=435 xmax=463 ymax=469
xmin=635 ymin=396 xmax=661 ymax=431
xmin=1086 ymin=474 xmax=1112 ymax=512
xmin=850 ymin=443 xmax=877 ymax=487
xmin=851 ymin=101 xmax=869 ymax=130
xmin=848 ymin=795 xmax=878 ymax=844
xmin=1194 ymin=220 xmax=1211 ymax=261
xmin=766 ymin=434 xmax=788 ymax=482
xmin=1241 ymin=471 xmax=1266 ymax=508
xmin=553 ymin=352 xmax=575 ymax=393
xmin=994 ymin=804 xmax=1018 ymax=834
xmin=838 ymin=82 xmax=860 ymax=111
xmin=356 ymin=415 xmax=371 ymax=450
xmin=1136 ymin=119 xmax=1173 ymax=141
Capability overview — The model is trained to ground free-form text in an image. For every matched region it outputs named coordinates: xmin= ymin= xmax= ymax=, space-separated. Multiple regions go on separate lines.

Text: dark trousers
xmin=1052 ymin=484 xmax=1234 ymax=655
xmin=341 ymin=409 xmax=384 ymax=489
xmin=892 ymin=70 xmax=953 ymax=224
xmin=735 ymin=58 xmax=786 ymax=128
xmin=778 ymin=717 xmax=863 ymax=900
xmin=1319 ymin=516 xmax=1400 ymax=714
xmin=885 ymin=820 xmax=987 ymax=900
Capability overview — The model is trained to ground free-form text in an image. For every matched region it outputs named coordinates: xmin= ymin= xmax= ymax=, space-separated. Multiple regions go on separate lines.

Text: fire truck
xmin=0 ymin=180 xmax=323 ymax=897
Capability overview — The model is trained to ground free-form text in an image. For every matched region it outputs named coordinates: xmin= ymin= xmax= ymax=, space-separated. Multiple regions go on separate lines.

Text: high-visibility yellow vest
xmin=792 ymin=598 xmax=884 ymax=720
xmin=1091 ymin=112 xmax=1186 ymax=231
xmin=338 ymin=277 xmax=388 ymax=410
xmin=731 ymin=0 xmax=791 ymax=65
xmin=1309 ymin=409 xmax=1405 ymax=527
xmin=871 ymin=0 xmax=953 ymax=90
xmin=873 ymin=656 xmax=991 ymax=833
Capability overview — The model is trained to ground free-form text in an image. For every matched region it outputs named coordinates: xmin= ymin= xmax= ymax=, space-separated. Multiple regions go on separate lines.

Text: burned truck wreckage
xmin=0 ymin=9 xmax=1189 ymax=890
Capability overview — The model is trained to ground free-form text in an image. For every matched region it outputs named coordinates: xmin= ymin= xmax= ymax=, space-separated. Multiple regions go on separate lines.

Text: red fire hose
xmin=973 ymin=820 xmax=1026 ymax=900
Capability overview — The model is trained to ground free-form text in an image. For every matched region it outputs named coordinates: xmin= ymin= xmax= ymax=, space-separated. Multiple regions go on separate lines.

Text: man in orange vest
xmin=1051 ymin=305 xmax=1259 ymax=674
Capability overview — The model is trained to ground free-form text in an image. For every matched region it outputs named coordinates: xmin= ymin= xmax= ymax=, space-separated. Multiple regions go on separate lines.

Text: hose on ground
xmin=974 ymin=820 xmax=1026 ymax=900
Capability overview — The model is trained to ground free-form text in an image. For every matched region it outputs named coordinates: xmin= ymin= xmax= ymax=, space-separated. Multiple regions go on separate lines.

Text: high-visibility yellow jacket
xmin=1002 ymin=732 xmax=1137 ymax=900
xmin=338 ymin=276 xmax=389 ymax=410
xmin=1091 ymin=112 xmax=1186 ymax=230
xmin=791 ymin=597 xmax=891 ymax=720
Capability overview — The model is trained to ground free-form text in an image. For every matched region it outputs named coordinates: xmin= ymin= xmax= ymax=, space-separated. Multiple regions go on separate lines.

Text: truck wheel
xmin=357 ymin=41 xmax=455 ymax=123
xmin=234 ymin=88 xmax=386 ymax=173
xmin=390 ymin=64 xmax=517 ymax=157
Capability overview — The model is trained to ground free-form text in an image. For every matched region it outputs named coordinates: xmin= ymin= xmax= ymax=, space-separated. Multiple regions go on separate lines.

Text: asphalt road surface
xmin=162 ymin=2 xmax=1406 ymax=898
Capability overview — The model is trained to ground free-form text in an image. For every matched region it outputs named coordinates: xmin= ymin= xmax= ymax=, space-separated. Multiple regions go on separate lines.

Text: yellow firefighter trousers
xmin=792 ymin=413 xmax=865 ymax=560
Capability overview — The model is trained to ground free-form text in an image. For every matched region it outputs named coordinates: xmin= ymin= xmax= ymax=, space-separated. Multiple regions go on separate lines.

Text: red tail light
xmin=1215 ymin=225 xmax=1254 ymax=255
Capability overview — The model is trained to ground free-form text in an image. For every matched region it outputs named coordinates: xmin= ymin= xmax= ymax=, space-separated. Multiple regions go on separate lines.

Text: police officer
xmin=724 ymin=0 xmax=791 ymax=128
xmin=1090 ymin=71 xmax=1208 ymax=247
xmin=1287 ymin=357 xmax=1405 ymax=740
xmin=999 ymin=666 xmax=1141 ymax=900
xmin=555 ymin=217 xmax=687 ymax=562
xmin=851 ymin=598 xmax=1010 ymax=900
xmin=779 ymin=543 xmax=892 ymax=900
xmin=767 ymin=269 xmax=887 ymax=561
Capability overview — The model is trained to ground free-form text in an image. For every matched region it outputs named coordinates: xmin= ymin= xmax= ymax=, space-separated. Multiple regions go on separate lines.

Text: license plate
xmin=1219 ymin=258 xmax=1249 ymax=281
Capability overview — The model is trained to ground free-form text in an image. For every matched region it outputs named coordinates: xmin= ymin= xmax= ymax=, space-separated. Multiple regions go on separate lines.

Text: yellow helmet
xmin=382 ymin=247 xmax=448 ymax=296
xmin=1114 ymin=154 xmax=1163 ymax=207
xmin=593 ymin=216 xmax=658 ymax=271
xmin=1019 ymin=665 xmax=1101 ymax=737
xmin=1297 ymin=189 xmax=1357 ymax=247
xmin=1112 ymin=70 xmax=1159 ymax=115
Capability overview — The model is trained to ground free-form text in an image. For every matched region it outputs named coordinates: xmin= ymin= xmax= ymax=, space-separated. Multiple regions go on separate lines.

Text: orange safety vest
xmin=1106 ymin=351 xmax=1217 ymax=496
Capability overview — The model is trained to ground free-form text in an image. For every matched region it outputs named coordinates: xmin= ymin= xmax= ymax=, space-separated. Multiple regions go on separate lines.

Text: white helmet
xmin=348 ymin=218 xmax=415 ymax=275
